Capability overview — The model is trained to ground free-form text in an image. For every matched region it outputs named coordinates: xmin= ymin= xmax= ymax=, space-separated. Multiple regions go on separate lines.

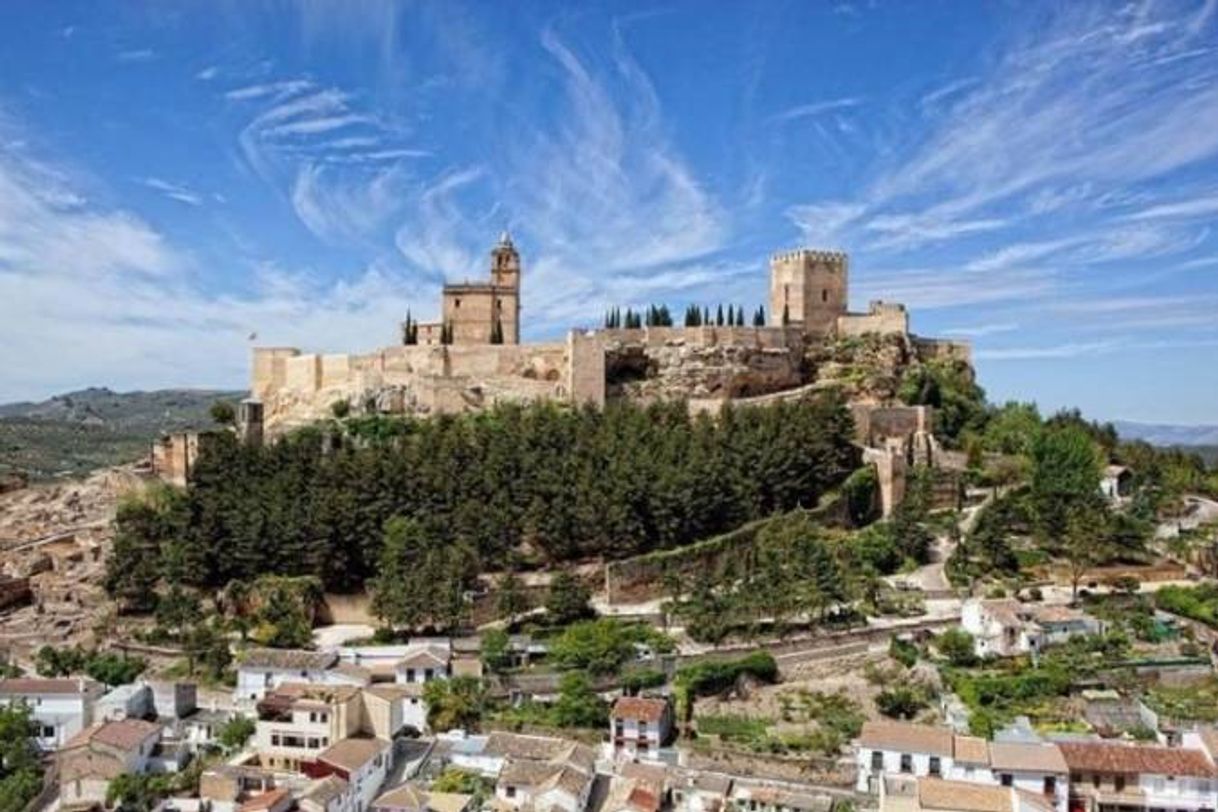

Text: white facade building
xmin=0 ymin=677 xmax=104 ymax=751
xmin=236 ymin=649 xmax=367 ymax=702
xmin=609 ymin=696 xmax=673 ymax=760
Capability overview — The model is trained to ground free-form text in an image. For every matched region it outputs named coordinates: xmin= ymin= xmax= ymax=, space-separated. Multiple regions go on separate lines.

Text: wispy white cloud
xmin=195 ymin=65 xmax=219 ymax=81
xmin=141 ymin=177 xmax=203 ymax=207
xmin=965 ymin=237 xmax=1083 ymax=272
xmin=853 ymin=267 xmax=1057 ymax=310
xmin=116 ymin=48 xmax=156 ymax=63
xmin=0 ymin=118 xmax=423 ymax=400
xmin=977 ymin=341 xmax=1118 ymax=361
xmin=768 ymin=97 xmax=861 ymax=123
xmin=941 ymin=322 xmax=1020 ymax=338
xmin=863 ymin=212 xmax=1008 ymax=251
xmin=226 ymin=77 xmax=424 ymax=243
xmin=919 ymin=77 xmax=978 ymax=111
xmin=1122 ymin=193 xmax=1218 ymax=221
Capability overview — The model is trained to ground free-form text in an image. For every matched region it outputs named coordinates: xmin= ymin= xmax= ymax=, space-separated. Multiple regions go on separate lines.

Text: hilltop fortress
xmin=250 ymin=234 xmax=969 ymax=437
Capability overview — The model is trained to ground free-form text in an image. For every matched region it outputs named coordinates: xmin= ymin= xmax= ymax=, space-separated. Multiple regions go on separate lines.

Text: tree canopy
xmin=107 ymin=396 xmax=858 ymax=598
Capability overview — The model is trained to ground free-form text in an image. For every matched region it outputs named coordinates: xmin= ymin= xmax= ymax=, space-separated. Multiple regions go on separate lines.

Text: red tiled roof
xmin=65 ymin=719 xmax=159 ymax=752
xmin=611 ymin=696 xmax=669 ymax=723
xmin=1057 ymin=741 xmax=1217 ymax=778
xmin=240 ymin=788 xmax=291 ymax=812
xmin=859 ymin=721 xmax=954 ymax=757
xmin=0 ymin=678 xmax=97 ymax=696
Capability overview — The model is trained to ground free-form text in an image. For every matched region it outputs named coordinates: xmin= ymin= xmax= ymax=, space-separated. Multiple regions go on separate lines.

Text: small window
xmin=822 ymin=289 xmax=829 ymax=302
xmin=871 ymin=751 xmax=883 ymax=770
xmin=900 ymin=754 xmax=913 ymax=774
xmin=455 ymin=299 xmax=461 ymax=308
xmin=1044 ymin=777 xmax=1056 ymax=795
xmin=506 ymin=787 xmax=516 ymax=799
xmin=1115 ymin=776 xmax=1126 ymax=792
xmin=929 ymin=756 xmax=941 ymax=776
xmin=1001 ymin=774 xmax=1013 ymax=787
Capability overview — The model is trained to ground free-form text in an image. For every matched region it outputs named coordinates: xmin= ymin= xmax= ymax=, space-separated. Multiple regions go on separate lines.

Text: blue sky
xmin=1 ymin=1 xmax=1216 ymax=423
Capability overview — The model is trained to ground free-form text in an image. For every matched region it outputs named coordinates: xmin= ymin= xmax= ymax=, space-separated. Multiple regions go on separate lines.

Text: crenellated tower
xmin=768 ymin=249 xmax=849 ymax=336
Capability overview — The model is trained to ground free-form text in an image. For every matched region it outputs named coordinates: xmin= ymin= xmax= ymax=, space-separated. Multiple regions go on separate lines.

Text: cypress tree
xmin=716 ymin=304 xmax=724 ymax=326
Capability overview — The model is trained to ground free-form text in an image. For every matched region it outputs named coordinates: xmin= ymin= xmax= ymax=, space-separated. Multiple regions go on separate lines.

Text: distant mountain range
xmin=1112 ymin=420 xmax=1218 ymax=448
xmin=0 ymin=387 xmax=245 ymax=480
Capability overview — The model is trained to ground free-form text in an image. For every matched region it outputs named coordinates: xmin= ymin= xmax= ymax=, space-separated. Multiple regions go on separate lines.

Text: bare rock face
xmin=805 ymin=333 xmax=915 ymax=403
xmin=605 ymin=336 xmax=803 ymax=402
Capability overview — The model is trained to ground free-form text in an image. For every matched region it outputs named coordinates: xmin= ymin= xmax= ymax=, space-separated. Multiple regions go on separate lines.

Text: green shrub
xmin=888 ymin=636 xmax=918 ymax=668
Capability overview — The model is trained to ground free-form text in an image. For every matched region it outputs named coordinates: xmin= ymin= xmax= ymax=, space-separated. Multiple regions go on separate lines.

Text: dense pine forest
xmin=106 ymin=396 xmax=858 ymax=601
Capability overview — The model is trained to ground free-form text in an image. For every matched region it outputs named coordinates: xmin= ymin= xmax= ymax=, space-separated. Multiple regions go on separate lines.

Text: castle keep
xmin=249 ymin=237 xmax=968 ymax=439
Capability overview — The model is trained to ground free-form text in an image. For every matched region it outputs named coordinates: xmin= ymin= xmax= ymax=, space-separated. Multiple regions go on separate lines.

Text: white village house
xmin=0 ymin=677 xmax=104 ymax=751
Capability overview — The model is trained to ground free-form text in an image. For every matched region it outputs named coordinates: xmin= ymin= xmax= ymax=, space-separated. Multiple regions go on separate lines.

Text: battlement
xmin=867 ymin=300 xmax=906 ymax=315
xmin=769 ymin=248 xmax=848 ymax=267
xmin=768 ymin=248 xmax=849 ymax=334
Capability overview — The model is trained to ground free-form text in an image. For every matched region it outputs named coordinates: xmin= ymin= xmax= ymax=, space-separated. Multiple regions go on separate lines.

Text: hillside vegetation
xmin=106 ymin=395 xmax=859 ymax=606
xmin=0 ymin=387 xmax=244 ymax=479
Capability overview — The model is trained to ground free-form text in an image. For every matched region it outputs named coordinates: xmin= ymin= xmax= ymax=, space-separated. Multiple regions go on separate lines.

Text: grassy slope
xmin=0 ymin=387 xmax=245 ymax=479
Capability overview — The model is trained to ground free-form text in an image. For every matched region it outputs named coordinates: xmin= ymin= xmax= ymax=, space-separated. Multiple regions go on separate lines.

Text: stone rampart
xmin=912 ymin=336 xmax=972 ymax=364
xmin=254 ymin=340 xmax=578 ymax=432
xmin=837 ymin=301 xmax=909 ymax=338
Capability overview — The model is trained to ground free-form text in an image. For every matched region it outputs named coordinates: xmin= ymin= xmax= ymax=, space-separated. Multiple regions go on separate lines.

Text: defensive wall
xmin=836 ymin=300 xmax=909 ymax=338
xmin=253 ymin=338 xmax=578 ymax=430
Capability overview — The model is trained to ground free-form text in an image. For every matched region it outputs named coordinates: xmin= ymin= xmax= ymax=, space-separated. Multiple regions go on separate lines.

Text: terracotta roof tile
xmin=238 ymin=648 xmax=337 ymax=671
xmin=611 ymin=696 xmax=669 ymax=723
xmin=917 ymin=778 xmax=1014 ymax=812
xmin=859 ymin=721 xmax=954 ymax=757
xmin=1057 ymin=741 xmax=1217 ymax=778
xmin=988 ymin=742 xmax=1067 ymax=773
xmin=953 ymin=735 xmax=990 ymax=765
xmin=318 ymin=736 xmax=391 ymax=772
xmin=65 ymin=719 xmax=159 ymax=751
xmin=0 ymin=678 xmax=99 ymax=696
xmin=240 ymin=788 xmax=291 ymax=812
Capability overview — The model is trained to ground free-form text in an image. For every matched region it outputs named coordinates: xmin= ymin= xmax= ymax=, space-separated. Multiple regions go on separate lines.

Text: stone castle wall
xmin=253 ymin=339 xmax=581 ymax=431
xmin=912 ymin=336 xmax=972 ymax=364
xmin=768 ymin=249 xmax=849 ymax=335
xmin=837 ymin=300 xmax=909 ymax=338
xmin=249 ymin=244 xmax=972 ymax=435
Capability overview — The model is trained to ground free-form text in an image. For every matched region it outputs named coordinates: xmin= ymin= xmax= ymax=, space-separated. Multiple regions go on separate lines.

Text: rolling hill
xmin=0 ymin=387 xmax=245 ymax=480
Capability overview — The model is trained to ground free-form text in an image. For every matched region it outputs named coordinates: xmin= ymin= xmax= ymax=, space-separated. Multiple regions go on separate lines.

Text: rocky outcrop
xmin=604 ymin=334 xmax=803 ymax=401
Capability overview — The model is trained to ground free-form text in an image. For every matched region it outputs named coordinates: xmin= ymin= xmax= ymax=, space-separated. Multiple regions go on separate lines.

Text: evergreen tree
xmin=753 ymin=306 xmax=766 ymax=326
xmin=716 ymin=304 xmax=725 ymax=326
xmin=496 ymin=571 xmax=531 ymax=626
xmin=370 ymin=517 xmax=429 ymax=631
xmin=545 ymin=572 xmax=593 ymax=625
